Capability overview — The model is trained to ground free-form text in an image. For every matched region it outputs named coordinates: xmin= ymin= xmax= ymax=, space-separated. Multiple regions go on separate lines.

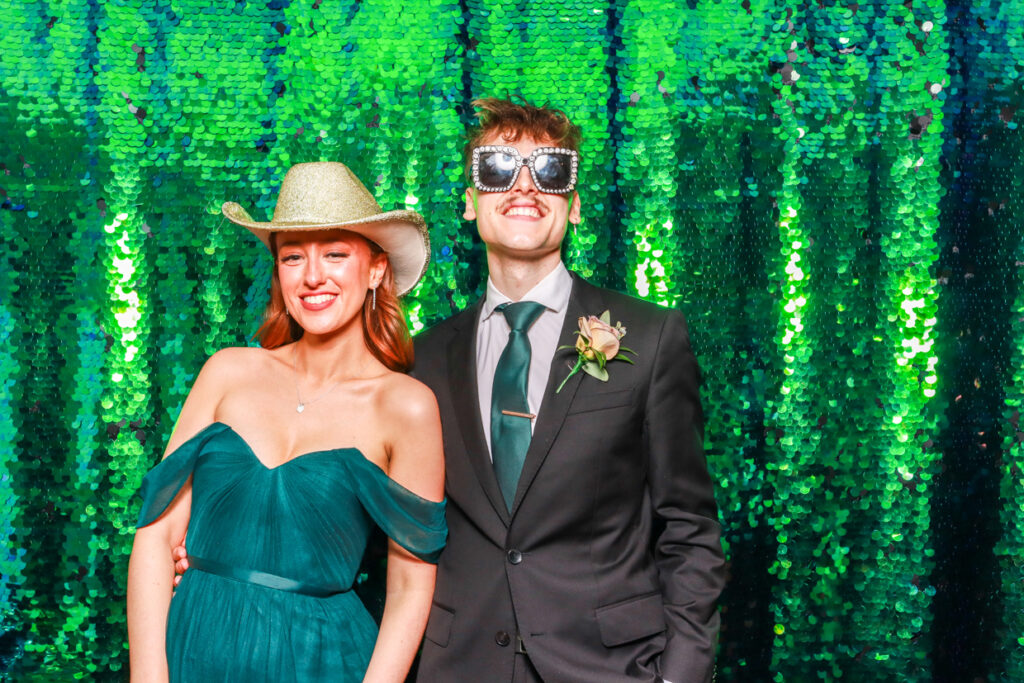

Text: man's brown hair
xmin=464 ymin=97 xmax=582 ymax=182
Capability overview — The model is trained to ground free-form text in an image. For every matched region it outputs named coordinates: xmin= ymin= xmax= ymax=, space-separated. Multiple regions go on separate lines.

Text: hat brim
xmin=222 ymin=201 xmax=430 ymax=296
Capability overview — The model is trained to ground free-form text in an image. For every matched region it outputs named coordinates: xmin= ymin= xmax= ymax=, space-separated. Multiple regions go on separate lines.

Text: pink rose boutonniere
xmin=556 ymin=310 xmax=636 ymax=392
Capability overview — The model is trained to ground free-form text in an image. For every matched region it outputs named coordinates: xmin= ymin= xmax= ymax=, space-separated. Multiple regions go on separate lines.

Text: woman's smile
xmin=300 ymin=292 xmax=338 ymax=310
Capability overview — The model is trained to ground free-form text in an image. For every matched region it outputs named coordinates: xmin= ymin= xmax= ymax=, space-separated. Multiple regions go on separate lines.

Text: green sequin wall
xmin=0 ymin=0 xmax=1019 ymax=680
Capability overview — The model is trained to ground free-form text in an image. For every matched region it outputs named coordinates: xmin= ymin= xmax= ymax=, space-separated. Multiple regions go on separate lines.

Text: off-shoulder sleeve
xmin=352 ymin=461 xmax=447 ymax=564
xmin=136 ymin=422 xmax=229 ymax=528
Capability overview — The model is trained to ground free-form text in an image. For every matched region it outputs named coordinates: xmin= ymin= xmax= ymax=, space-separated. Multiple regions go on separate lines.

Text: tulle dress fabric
xmin=136 ymin=421 xmax=447 ymax=683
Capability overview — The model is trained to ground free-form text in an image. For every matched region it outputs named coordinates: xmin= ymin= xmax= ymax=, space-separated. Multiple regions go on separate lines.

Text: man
xmin=172 ymin=98 xmax=724 ymax=681
xmin=411 ymin=98 xmax=725 ymax=682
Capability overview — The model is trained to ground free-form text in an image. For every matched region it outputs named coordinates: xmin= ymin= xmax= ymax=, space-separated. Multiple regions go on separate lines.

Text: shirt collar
xmin=481 ymin=262 xmax=573 ymax=321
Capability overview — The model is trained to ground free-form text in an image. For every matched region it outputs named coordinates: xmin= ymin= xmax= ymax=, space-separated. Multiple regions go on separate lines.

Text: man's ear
xmin=463 ymin=188 xmax=477 ymax=220
xmin=568 ymin=191 xmax=582 ymax=225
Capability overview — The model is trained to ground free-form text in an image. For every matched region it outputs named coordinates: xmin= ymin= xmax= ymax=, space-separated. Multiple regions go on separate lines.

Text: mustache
xmin=498 ymin=197 xmax=548 ymax=215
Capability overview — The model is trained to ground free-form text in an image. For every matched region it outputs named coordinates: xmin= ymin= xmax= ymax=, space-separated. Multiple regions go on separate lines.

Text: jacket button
xmin=507 ymin=549 xmax=522 ymax=565
xmin=495 ymin=630 xmax=511 ymax=647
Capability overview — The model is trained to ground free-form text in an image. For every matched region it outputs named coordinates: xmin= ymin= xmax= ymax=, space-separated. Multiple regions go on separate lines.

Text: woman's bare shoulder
xmin=376 ymin=372 xmax=439 ymax=423
xmin=166 ymin=346 xmax=288 ymax=455
xmin=206 ymin=345 xmax=279 ymax=364
xmin=187 ymin=346 xmax=287 ymax=405
xmin=375 ymin=372 xmax=444 ymax=500
xmin=202 ymin=346 xmax=285 ymax=378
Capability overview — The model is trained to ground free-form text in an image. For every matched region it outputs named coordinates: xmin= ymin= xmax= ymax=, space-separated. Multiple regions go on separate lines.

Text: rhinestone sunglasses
xmin=471 ymin=145 xmax=579 ymax=194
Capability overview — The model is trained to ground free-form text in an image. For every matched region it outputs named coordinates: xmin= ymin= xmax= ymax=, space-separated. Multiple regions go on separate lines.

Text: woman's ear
xmin=370 ymin=252 xmax=388 ymax=290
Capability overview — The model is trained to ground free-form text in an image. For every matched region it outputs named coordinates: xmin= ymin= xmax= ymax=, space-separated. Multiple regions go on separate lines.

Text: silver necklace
xmin=291 ymin=347 xmax=344 ymax=414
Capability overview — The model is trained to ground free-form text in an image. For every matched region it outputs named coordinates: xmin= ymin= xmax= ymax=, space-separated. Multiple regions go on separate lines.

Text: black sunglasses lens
xmin=532 ymin=153 xmax=573 ymax=190
xmin=478 ymin=151 xmax=518 ymax=188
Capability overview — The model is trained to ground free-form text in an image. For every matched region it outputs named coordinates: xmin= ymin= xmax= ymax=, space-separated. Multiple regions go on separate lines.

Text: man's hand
xmin=171 ymin=535 xmax=189 ymax=588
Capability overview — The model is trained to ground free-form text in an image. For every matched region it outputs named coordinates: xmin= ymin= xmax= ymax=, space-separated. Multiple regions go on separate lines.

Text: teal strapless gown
xmin=136 ymin=422 xmax=447 ymax=682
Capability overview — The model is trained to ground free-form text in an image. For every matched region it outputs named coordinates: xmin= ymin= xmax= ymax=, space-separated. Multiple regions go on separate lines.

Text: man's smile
xmin=501 ymin=200 xmax=546 ymax=220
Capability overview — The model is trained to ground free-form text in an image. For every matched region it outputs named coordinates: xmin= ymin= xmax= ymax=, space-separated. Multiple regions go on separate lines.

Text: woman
xmin=127 ymin=162 xmax=446 ymax=682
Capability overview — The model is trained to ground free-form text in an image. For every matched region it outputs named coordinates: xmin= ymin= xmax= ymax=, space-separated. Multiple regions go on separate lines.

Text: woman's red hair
xmin=255 ymin=234 xmax=414 ymax=372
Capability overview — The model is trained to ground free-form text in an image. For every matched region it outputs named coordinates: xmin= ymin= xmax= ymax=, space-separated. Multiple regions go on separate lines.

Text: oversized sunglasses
xmin=471 ymin=145 xmax=579 ymax=194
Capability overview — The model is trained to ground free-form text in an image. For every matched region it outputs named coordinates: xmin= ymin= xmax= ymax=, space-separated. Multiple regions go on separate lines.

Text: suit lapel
xmin=446 ymin=300 xmax=512 ymax=525
xmin=509 ymin=275 xmax=598 ymax=517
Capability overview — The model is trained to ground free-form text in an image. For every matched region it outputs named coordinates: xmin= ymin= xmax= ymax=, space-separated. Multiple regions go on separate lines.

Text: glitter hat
xmin=222 ymin=162 xmax=429 ymax=296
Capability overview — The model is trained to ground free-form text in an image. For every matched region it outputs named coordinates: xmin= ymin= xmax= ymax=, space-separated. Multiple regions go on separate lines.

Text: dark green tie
xmin=491 ymin=301 xmax=546 ymax=511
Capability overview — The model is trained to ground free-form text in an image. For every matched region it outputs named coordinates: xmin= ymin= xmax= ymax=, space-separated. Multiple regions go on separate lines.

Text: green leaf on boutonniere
xmin=582 ymin=363 xmax=609 ymax=381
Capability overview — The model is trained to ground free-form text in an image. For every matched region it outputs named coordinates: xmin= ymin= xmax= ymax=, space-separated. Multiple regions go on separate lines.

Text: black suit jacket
xmin=413 ymin=275 xmax=725 ymax=683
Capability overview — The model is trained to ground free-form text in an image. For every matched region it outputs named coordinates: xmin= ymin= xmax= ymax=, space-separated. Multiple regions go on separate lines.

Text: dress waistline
xmin=187 ymin=554 xmax=349 ymax=598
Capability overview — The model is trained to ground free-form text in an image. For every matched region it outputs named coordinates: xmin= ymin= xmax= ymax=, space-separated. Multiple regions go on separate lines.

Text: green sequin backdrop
xmin=0 ymin=0 xmax=1020 ymax=681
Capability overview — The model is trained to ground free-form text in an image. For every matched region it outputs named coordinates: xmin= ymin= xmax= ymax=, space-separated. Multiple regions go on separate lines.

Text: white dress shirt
xmin=476 ymin=262 xmax=574 ymax=456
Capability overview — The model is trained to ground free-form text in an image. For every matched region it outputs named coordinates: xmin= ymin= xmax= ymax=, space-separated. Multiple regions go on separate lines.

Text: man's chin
xmin=493 ymin=229 xmax=566 ymax=252
xmin=486 ymin=243 xmax=563 ymax=263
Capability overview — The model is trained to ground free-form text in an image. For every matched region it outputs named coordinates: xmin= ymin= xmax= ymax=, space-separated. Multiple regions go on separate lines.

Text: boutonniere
xmin=556 ymin=310 xmax=636 ymax=392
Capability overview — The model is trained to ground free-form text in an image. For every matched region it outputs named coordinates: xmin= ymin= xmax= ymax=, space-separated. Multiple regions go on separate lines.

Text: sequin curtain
xmin=0 ymin=1 xmax=1020 ymax=681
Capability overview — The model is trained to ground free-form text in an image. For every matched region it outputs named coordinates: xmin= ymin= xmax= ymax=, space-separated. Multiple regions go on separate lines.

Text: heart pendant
xmin=296 ymin=403 xmax=305 ymax=414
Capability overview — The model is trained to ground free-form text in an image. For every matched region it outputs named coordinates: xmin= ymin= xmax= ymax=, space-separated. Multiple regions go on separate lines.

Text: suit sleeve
xmin=644 ymin=309 xmax=726 ymax=683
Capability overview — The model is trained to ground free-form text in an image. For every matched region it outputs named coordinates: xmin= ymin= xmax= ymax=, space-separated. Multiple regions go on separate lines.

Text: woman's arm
xmin=363 ymin=541 xmax=439 ymax=682
xmin=126 ymin=350 xmax=230 ymax=681
xmin=127 ymin=480 xmax=192 ymax=681
xmin=362 ymin=378 xmax=445 ymax=682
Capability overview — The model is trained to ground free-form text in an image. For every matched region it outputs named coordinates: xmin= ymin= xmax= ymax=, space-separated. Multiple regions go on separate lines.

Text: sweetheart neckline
xmin=174 ymin=422 xmax=444 ymax=504
xmin=216 ymin=423 xmax=365 ymax=472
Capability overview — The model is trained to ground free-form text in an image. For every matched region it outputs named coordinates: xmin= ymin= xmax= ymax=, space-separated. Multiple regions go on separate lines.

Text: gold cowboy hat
xmin=222 ymin=162 xmax=429 ymax=296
